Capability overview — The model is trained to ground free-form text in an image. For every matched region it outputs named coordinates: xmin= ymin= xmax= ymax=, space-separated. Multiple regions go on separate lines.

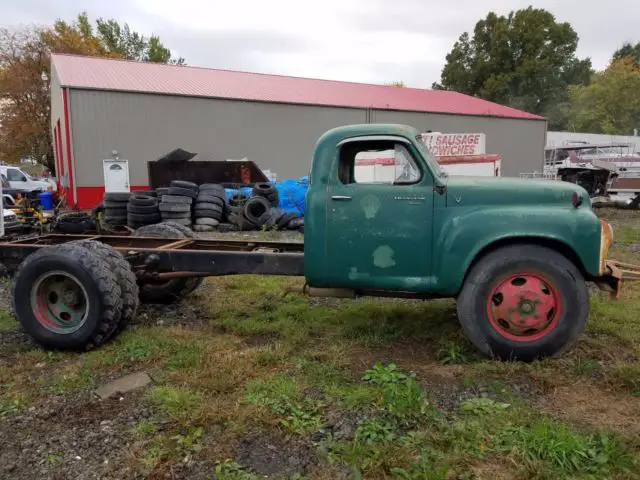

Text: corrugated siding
xmin=371 ymin=110 xmax=546 ymax=177
xmin=69 ymin=90 xmax=367 ymax=186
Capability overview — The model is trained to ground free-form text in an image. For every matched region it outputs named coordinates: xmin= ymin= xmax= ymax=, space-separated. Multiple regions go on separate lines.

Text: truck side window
xmin=6 ymin=169 xmax=26 ymax=182
xmin=339 ymin=140 xmax=421 ymax=185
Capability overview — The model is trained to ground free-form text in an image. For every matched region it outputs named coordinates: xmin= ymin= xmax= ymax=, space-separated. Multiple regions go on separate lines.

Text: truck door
xmin=323 ymin=136 xmax=434 ymax=292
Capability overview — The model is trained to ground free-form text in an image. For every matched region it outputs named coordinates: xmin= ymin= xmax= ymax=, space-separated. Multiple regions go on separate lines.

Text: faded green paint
xmin=304 ymin=123 xmax=604 ymax=295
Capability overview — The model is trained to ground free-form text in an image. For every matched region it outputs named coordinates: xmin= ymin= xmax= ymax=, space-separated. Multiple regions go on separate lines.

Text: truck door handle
xmin=331 ymin=195 xmax=352 ymax=201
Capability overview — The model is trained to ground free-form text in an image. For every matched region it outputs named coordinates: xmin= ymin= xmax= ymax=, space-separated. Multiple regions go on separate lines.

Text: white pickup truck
xmin=0 ymin=165 xmax=56 ymax=194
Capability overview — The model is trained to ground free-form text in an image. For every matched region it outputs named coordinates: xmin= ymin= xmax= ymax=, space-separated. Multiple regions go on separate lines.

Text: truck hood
xmin=444 ymin=176 xmax=588 ymax=207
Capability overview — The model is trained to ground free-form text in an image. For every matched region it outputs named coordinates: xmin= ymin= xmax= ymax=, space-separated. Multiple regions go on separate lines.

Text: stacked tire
xmin=193 ymin=184 xmax=226 ymax=233
xmin=252 ymin=182 xmax=279 ymax=207
xmin=159 ymin=181 xmax=197 ymax=227
xmin=127 ymin=193 xmax=161 ymax=229
xmin=103 ymin=193 xmax=130 ymax=227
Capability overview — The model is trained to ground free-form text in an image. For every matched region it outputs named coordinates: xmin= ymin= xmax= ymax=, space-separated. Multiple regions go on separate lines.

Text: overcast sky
xmin=2 ymin=0 xmax=638 ymax=88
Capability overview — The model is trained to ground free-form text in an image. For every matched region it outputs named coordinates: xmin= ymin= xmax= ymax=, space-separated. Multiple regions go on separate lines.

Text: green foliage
xmin=0 ymin=310 xmax=16 ymax=332
xmin=0 ymin=397 xmax=25 ymax=417
xmin=501 ymin=422 xmax=632 ymax=476
xmin=355 ymin=418 xmax=396 ymax=444
xmin=146 ymin=386 xmax=203 ymax=421
xmin=569 ymin=58 xmax=640 ymax=135
xmin=171 ymin=426 xmax=204 ymax=455
xmin=459 ymin=397 xmax=510 ymax=415
xmin=214 ymin=459 xmax=261 ymax=480
xmin=437 ymin=342 xmax=468 ymax=365
xmin=434 ymin=7 xmax=591 ymax=129
xmin=612 ymin=41 xmax=640 ymax=66
xmin=362 ymin=363 xmax=412 ymax=385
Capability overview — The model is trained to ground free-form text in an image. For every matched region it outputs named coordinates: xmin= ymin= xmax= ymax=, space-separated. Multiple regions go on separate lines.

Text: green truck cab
xmin=304 ymin=124 xmax=617 ymax=361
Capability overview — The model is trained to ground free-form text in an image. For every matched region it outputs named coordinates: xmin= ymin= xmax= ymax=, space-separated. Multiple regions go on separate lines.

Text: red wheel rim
xmin=486 ymin=272 xmax=562 ymax=342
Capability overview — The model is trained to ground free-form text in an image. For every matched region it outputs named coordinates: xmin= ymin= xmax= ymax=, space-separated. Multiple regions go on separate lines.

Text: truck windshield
xmin=414 ymin=136 xmax=446 ymax=177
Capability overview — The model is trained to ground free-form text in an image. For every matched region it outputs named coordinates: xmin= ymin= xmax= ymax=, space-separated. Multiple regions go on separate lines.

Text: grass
xmin=0 ymin=208 xmax=639 ymax=477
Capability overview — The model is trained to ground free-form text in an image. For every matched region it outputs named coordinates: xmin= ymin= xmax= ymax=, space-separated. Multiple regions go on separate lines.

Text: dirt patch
xmin=0 ymin=329 xmax=36 ymax=363
xmin=0 ymin=391 xmax=156 ymax=480
xmin=540 ymin=383 xmax=640 ymax=436
xmin=234 ymin=430 xmax=317 ymax=476
xmin=135 ymin=301 xmax=211 ymax=328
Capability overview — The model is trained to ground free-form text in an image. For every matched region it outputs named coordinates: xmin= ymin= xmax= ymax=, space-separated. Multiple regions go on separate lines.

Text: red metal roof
xmin=51 ymin=54 xmax=543 ymax=120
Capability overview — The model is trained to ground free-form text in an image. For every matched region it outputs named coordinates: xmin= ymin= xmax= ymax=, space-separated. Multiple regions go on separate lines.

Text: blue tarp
xmin=224 ymin=177 xmax=309 ymax=216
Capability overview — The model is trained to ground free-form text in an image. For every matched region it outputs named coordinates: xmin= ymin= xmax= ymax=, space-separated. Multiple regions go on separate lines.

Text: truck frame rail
xmin=0 ymin=234 xmax=305 ymax=278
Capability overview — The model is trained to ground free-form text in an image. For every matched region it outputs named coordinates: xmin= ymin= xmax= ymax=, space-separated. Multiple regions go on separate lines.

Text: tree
xmin=568 ymin=58 xmax=640 ymax=135
xmin=612 ymin=42 xmax=640 ymax=66
xmin=0 ymin=13 xmax=183 ymax=172
xmin=433 ymin=7 xmax=592 ymax=129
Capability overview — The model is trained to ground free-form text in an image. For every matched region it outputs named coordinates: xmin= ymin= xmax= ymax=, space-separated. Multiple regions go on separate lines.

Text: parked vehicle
xmin=0 ymin=165 xmax=56 ymax=194
xmin=0 ymin=124 xmax=629 ymax=362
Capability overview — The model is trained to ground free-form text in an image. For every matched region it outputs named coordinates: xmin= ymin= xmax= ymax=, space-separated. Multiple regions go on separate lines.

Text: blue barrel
xmin=38 ymin=191 xmax=54 ymax=210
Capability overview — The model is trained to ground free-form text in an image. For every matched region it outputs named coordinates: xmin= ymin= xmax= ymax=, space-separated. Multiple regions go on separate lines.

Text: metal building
xmin=50 ymin=54 xmax=547 ymax=209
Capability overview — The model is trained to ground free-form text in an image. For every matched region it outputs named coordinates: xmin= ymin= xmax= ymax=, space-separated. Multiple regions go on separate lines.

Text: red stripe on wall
xmin=56 ymin=119 xmax=64 ymax=176
xmin=76 ymin=185 xmax=150 ymax=210
xmin=62 ymin=89 xmax=75 ymax=207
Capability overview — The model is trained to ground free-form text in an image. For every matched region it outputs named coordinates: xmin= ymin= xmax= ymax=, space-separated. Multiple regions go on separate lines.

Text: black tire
xmin=161 ymin=217 xmax=191 ymax=226
xmin=288 ymin=217 xmax=305 ymax=229
xmin=196 ymin=194 xmax=225 ymax=206
xmin=243 ymin=196 xmax=271 ymax=224
xmin=159 ymin=211 xmax=191 ymax=220
xmin=129 ymin=195 xmax=157 ymax=207
xmin=194 ymin=202 xmax=222 ymax=211
xmin=133 ymin=225 xmax=203 ymax=303
xmin=103 ymin=200 xmax=129 ymax=209
xmin=193 ymin=225 xmax=214 ymax=232
xmin=105 ymin=207 xmax=128 ymax=216
xmin=168 ymin=187 xmax=197 ymax=199
xmin=253 ymin=183 xmax=276 ymax=196
xmin=195 ymin=217 xmax=220 ymax=226
xmin=11 ymin=244 xmax=122 ymax=350
xmin=194 ymin=209 xmax=222 ymax=220
xmin=65 ymin=240 xmax=139 ymax=335
xmin=104 ymin=192 xmax=131 ymax=202
xmin=55 ymin=219 xmax=94 ymax=234
xmin=156 ymin=188 xmax=170 ymax=197
xmin=161 ymin=195 xmax=193 ymax=205
xmin=159 ymin=203 xmax=191 ymax=213
xmin=127 ymin=203 xmax=159 ymax=214
xmin=199 ymin=184 xmax=225 ymax=198
xmin=457 ymin=244 xmax=589 ymax=362
xmin=128 ymin=212 xmax=162 ymax=224
xmin=170 ymin=180 xmax=198 ymax=191
xmin=160 ymin=222 xmax=194 ymax=238
xmin=104 ymin=215 xmax=127 ymax=225
xmin=277 ymin=212 xmax=298 ymax=229
xmin=127 ymin=221 xmax=147 ymax=230
xmin=228 ymin=213 xmax=254 ymax=231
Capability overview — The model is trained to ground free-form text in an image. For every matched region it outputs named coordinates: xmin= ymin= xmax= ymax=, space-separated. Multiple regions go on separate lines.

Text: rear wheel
xmin=457 ymin=244 xmax=588 ymax=361
xmin=12 ymin=244 xmax=122 ymax=350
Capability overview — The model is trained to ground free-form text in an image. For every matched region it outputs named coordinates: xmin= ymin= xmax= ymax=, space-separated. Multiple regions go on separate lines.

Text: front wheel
xmin=457 ymin=244 xmax=589 ymax=361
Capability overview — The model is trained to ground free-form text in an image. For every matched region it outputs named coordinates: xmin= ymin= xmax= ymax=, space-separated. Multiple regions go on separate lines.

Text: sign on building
xmin=420 ymin=133 xmax=486 ymax=156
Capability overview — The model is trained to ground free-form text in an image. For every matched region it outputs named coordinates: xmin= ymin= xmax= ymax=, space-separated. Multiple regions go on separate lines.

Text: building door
xmin=103 ymin=160 xmax=130 ymax=192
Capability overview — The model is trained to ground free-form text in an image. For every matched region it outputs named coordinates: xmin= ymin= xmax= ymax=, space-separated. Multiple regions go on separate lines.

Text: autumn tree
xmin=0 ymin=13 xmax=182 ymax=172
xmin=612 ymin=42 xmax=640 ymax=66
xmin=433 ymin=7 xmax=592 ymax=129
xmin=568 ymin=57 xmax=640 ymax=135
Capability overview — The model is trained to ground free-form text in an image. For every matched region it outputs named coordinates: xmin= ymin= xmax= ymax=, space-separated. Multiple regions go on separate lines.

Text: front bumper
xmin=594 ymin=260 xmax=640 ymax=299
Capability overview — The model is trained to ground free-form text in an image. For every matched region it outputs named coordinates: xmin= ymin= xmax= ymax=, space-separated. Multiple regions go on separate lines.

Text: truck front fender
xmin=432 ymin=206 xmax=602 ymax=295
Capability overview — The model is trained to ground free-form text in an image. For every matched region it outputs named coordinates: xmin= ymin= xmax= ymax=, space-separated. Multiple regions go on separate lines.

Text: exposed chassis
xmin=0 ymin=234 xmax=305 ymax=279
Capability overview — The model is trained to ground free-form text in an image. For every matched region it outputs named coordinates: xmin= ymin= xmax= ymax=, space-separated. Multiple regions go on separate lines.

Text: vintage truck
xmin=0 ymin=124 xmax=628 ymax=362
